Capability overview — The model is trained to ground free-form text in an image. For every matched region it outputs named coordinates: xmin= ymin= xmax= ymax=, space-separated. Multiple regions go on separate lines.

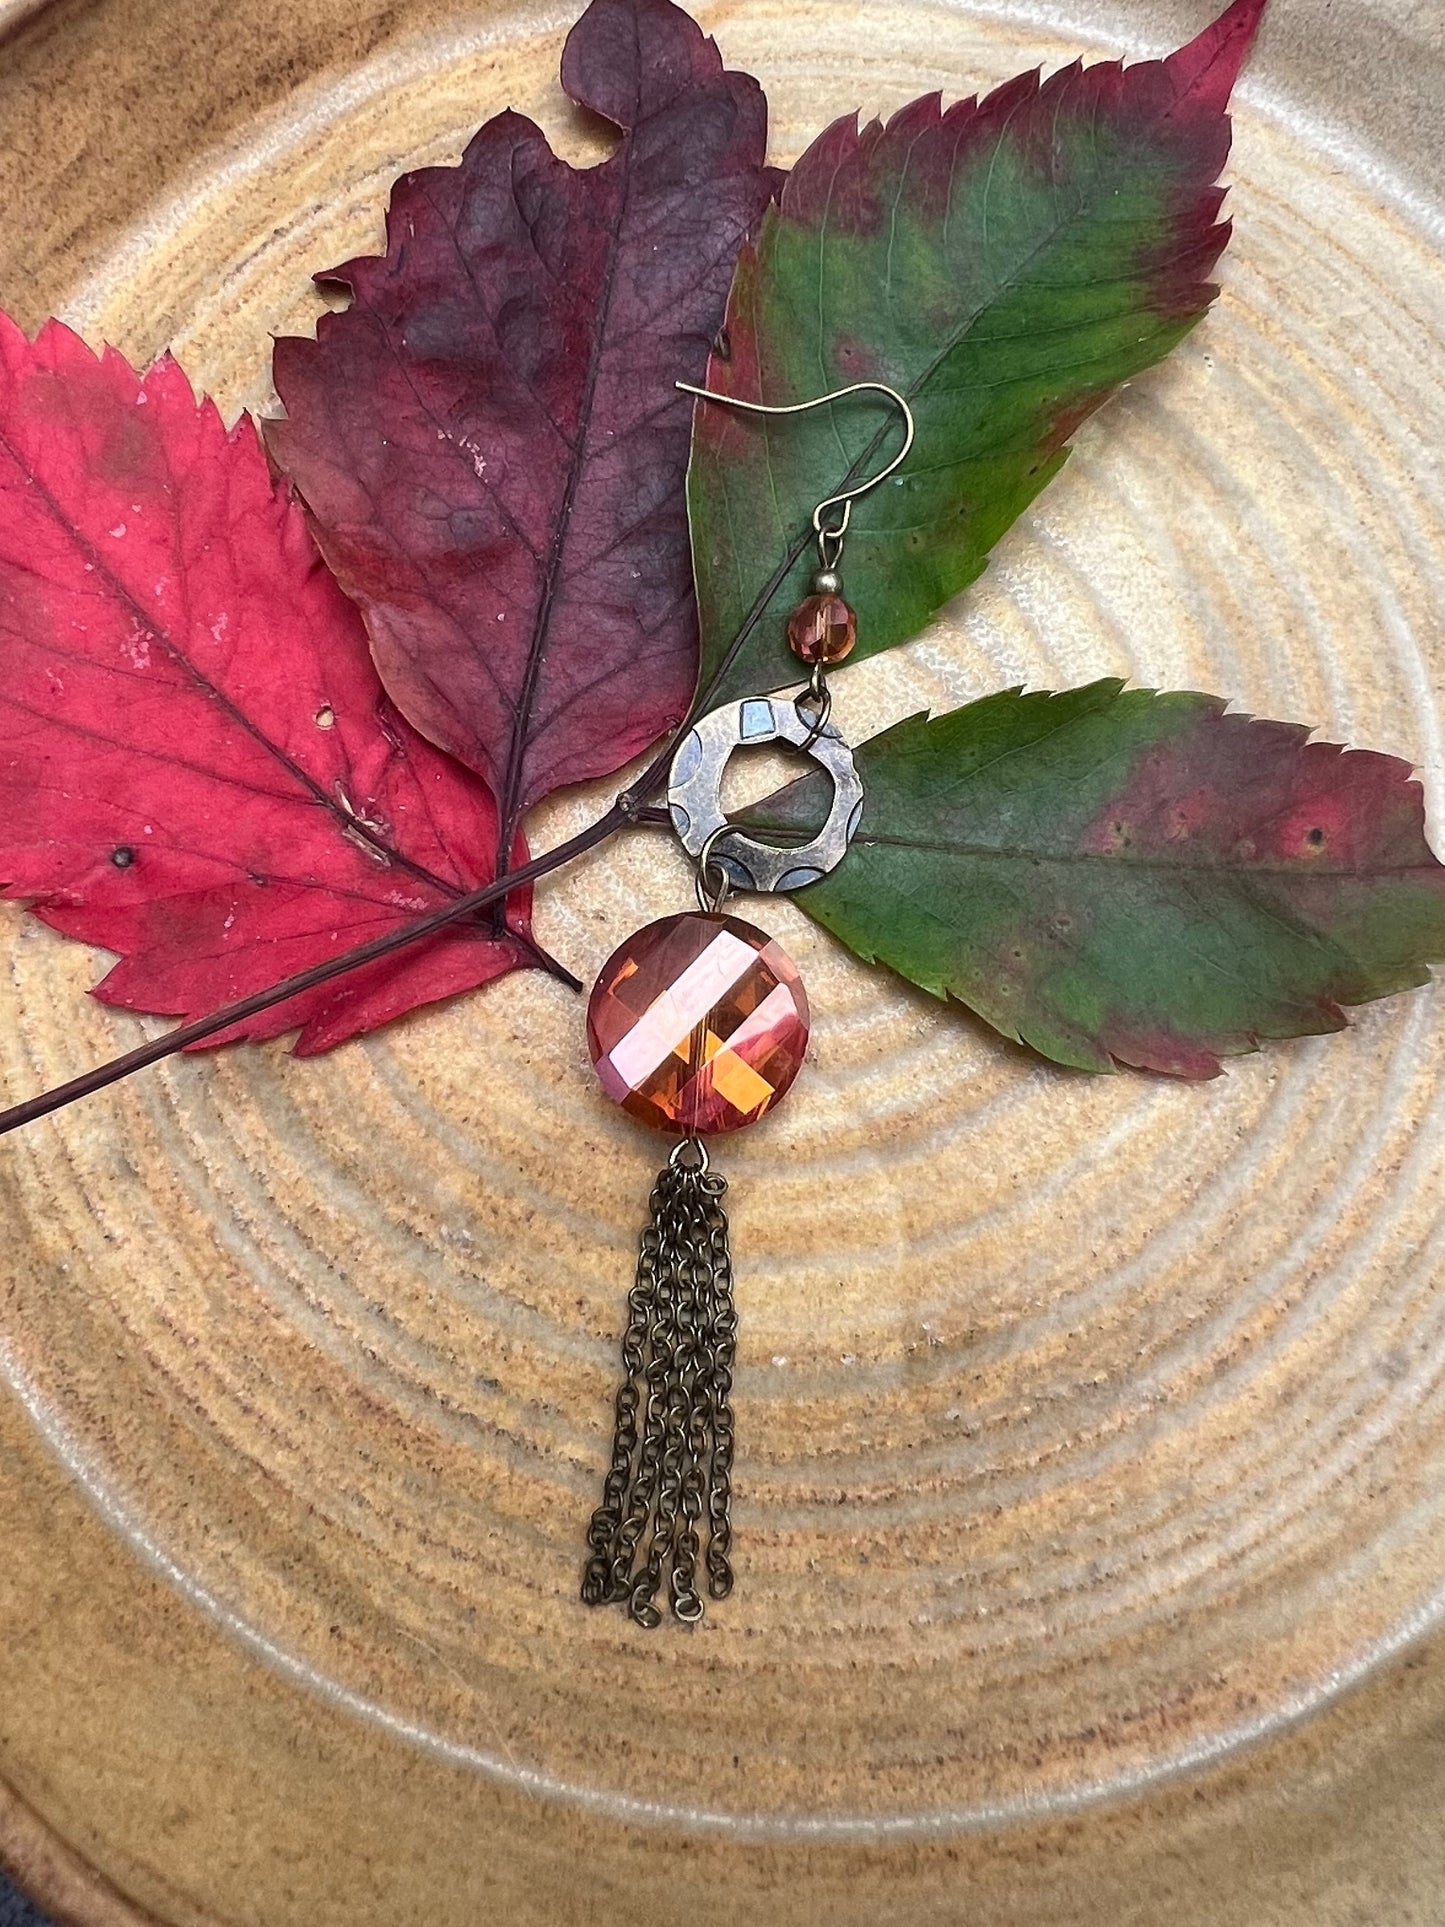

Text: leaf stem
xmin=0 ymin=616 xmax=796 ymax=1140
xmin=0 ymin=798 xmax=635 ymax=1138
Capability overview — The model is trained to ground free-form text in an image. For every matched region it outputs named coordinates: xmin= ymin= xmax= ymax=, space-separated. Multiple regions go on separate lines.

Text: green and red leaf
xmin=686 ymin=0 xmax=1265 ymax=707
xmin=746 ymin=682 xmax=1445 ymax=1076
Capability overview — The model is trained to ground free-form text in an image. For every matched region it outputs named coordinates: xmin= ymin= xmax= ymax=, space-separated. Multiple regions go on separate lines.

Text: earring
xmin=579 ymin=379 xmax=915 ymax=1628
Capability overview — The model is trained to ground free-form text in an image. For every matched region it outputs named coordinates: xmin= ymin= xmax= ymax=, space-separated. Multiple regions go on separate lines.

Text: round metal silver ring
xmin=666 ymin=695 xmax=864 ymax=894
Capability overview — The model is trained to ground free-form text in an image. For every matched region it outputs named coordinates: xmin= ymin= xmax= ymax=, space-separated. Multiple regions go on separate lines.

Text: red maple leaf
xmin=0 ymin=316 xmax=542 ymax=1055
xmin=267 ymin=0 xmax=776 ymax=872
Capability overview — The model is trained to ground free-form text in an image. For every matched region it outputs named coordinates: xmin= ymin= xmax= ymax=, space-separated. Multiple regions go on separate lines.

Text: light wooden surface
xmin=2 ymin=0 xmax=1445 ymax=1920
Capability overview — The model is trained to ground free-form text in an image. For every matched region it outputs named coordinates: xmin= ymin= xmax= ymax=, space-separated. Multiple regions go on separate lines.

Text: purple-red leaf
xmin=0 ymin=317 xmax=539 ymax=1055
xmin=267 ymin=0 xmax=775 ymax=867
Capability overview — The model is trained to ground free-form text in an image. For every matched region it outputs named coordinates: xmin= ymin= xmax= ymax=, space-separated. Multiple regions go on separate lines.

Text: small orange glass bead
xmin=786 ymin=591 xmax=857 ymax=665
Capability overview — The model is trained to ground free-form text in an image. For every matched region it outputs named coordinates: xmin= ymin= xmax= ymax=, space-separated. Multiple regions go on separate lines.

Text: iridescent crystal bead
xmin=786 ymin=591 xmax=857 ymax=665
xmin=587 ymin=912 xmax=809 ymax=1135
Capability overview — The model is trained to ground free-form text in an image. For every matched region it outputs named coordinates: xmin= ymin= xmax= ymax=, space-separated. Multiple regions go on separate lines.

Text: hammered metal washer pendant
xmin=666 ymin=694 xmax=864 ymax=893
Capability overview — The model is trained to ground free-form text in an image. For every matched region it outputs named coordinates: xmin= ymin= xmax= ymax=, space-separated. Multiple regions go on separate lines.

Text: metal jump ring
xmin=669 ymin=1135 xmax=710 ymax=1173
xmin=794 ymin=668 xmax=832 ymax=750
xmin=694 ymin=825 xmax=734 ymax=914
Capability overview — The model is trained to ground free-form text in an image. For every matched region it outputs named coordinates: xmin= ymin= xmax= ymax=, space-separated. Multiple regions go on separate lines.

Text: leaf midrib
xmin=492 ymin=92 xmax=639 ymax=873
xmin=843 ymin=833 xmax=1440 ymax=881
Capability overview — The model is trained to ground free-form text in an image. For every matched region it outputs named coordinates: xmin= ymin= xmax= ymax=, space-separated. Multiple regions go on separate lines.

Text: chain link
xmin=582 ymin=1148 xmax=738 ymax=1626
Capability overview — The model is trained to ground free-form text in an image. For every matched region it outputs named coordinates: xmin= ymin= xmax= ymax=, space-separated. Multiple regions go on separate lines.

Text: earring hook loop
xmin=675 ymin=378 xmax=915 ymax=567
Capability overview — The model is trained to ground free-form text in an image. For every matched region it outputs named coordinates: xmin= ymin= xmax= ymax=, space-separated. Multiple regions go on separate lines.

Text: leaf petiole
xmin=0 ymin=796 xmax=641 ymax=1138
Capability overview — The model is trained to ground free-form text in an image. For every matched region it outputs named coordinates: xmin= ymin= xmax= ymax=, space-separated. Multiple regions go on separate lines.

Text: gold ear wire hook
xmin=675 ymin=378 xmax=915 ymax=570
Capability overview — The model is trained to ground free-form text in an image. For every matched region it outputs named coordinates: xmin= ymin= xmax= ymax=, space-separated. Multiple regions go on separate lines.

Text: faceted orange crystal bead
xmin=587 ymin=912 xmax=810 ymax=1135
xmin=786 ymin=591 xmax=857 ymax=664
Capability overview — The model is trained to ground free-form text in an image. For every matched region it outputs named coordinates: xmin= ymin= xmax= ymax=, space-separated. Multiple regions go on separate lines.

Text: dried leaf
xmin=0 ymin=318 xmax=538 ymax=1055
xmin=745 ymin=682 xmax=1445 ymax=1075
xmin=268 ymin=0 xmax=775 ymax=865
xmin=687 ymin=0 xmax=1265 ymax=706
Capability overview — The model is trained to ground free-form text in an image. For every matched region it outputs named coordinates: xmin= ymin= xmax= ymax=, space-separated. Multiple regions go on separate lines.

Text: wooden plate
xmin=3 ymin=0 xmax=1445 ymax=1919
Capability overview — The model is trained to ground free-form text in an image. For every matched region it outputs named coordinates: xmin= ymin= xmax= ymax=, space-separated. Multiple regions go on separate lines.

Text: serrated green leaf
xmin=744 ymin=682 xmax=1445 ymax=1076
xmin=686 ymin=0 xmax=1265 ymax=707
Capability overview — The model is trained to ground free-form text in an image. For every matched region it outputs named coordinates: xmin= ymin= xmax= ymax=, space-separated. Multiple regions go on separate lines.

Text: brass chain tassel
xmin=581 ymin=1138 xmax=737 ymax=1627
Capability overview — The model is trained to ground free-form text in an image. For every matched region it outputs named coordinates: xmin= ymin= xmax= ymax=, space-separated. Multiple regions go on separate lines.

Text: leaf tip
xmin=562 ymin=0 xmax=718 ymax=132
xmin=1167 ymin=0 xmax=1268 ymax=114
